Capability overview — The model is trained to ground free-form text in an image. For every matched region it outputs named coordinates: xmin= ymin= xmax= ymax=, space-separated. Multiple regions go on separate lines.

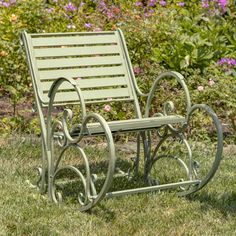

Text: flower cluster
xmin=218 ymin=58 xmax=236 ymax=67
xmin=97 ymin=0 xmax=120 ymax=20
xmin=201 ymin=0 xmax=228 ymax=12
xmin=148 ymin=0 xmax=157 ymax=7
xmin=218 ymin=0 xmax=227 ymax=11
xmin=0 ymin=0 xmax=16 ymax=7
xmin=64 ymin=2 xmax=77 ymax=12
xmin=197 ymin=79 xmax=215 ymax=92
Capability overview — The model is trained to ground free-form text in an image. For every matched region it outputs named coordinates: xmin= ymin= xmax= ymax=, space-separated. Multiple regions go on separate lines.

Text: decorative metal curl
xmin=163 ymin=101 xmax=175 ymax=116
xmin=144 ymin=71 xmax=191 ymax=136
xmin=50 ymin=145 xmax=92 ymax=207
xmin=177 ymin=104 xmax=223 ymax=196
xmin=46 ymin=76 xmax=87 ymax=147
xmin=48 ymin=110 xmax=116 ymax=211
xmin=144 ymin=71 xmax=191 ymax=118
xmin=78 ymin=113 xmax=116 ymax=212
xmin=147 ymin=133 xmax=192 ymax=187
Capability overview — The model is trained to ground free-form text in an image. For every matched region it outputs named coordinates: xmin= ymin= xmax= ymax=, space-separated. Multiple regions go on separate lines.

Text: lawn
xmin=0 ymin=135 xmax=236 ymax=236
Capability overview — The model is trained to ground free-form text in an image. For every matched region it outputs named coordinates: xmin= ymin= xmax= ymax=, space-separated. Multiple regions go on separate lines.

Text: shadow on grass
xmin=187 ymin=190 xmax=236 ymax=216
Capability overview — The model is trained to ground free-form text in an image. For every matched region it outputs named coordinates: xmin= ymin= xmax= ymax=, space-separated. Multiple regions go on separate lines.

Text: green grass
xmin=0 ymin=135 xmax=236 ymax=236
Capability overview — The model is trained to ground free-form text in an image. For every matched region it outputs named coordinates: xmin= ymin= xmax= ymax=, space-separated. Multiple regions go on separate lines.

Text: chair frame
xmin=21 ymin=29 xmax=223 ymax=211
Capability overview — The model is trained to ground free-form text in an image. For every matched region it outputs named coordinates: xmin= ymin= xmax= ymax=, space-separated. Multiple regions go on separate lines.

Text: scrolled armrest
xmin=144 ymin=71 xmax=191 ymax=118
xmin=48 ymin=77 xmax=86 ymax=117
xmin=46 ymin=77 xmax=86 ymax=144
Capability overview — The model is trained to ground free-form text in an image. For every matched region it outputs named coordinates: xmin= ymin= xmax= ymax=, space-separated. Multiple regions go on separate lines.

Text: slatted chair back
xmin=21 ymin=30 xmax=142 ymax=117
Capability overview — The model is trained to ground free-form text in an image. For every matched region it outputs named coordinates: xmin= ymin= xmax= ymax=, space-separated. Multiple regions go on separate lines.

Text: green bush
xmin=0 ymin=0 xmax=235 ymax=137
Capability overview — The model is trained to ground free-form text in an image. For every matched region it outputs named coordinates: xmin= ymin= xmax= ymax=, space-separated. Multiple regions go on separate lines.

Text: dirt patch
xmin=0 ymin=95 xmax=35 ymax=120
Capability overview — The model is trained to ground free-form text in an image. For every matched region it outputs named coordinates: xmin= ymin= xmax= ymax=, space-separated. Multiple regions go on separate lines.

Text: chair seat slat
xmin=72 ymin=116 xmax=186 ymax=135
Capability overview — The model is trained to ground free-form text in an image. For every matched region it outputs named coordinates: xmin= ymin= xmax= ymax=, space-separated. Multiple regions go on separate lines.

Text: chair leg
xmin=32 ymin=139 xmax=47 ymax=194
xmin=132 ymin=133 xmax=141 ymax=177
xmin=39 ymin=141 xmax=47 ymax=193
xmin=141 ymin=131 xmax=152 ymax=183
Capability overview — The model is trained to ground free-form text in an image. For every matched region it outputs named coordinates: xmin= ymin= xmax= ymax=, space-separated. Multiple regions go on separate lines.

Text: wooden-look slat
xmin=42 ymin=88 xmax=131 ymax=103
xmin=34 ymin=45 xmax=120 ymax=58
xmin=36 ymin=55 xmax=122 ymax=69
xmin=32 ymin=34 xmax=117 ymax=47
xmin=41 ymin=77 xmax=128 ymax=91
xmin=82 ymin=115 xmax=186 ymax=134
xmin=39 ymin=66 xmax=125 ymax=80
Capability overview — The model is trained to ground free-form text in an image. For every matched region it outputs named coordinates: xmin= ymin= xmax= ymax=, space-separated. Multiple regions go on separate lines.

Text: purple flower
xmin=178 ymin=2 xmax=185 ymax=7
xmin=80 ymin=2 xmax=85 ymax=7
xmin=64 ymin=2 xmax=77 ymax=12
xmin=159 ymin=0 xmax=167 ymax=7
xmin=218 ymin=58 xmax=236 ymax=67
xmin=84 ymin=23 xmax=92 ymax=28
xmin=3 ymin=2 xmax=10 ymax=7
xmin=106 ymin=10 xmax=115 ymax=19
xmin=201 ymin=0 xmax=209 ymax=8
xmin=10 ymin=0 xmax=16 ymax=4
xmin=218 ymin=0 xmax=227 ymax=11
xmin=98 ymin=0 xmax=107 ymax=12
xmin=144 ymin=9 xmax=154 ymax=17
xmin=135 ymin=1 xmax=143 ymax=6
xmin=148 ymin=0 xmax=157 ymax=7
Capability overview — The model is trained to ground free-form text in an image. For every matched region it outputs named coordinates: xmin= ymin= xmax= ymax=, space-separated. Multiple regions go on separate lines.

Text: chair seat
xmin=71 ymin=115 xmax=186 ymax=136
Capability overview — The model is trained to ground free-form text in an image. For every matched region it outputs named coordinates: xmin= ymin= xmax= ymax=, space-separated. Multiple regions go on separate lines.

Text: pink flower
xmin=197 ymin=85 xmax=204 ymax=91
xmin=133 ymin=66 xmax=143 ymax=75
xmin=93 ymin=27 xmax=102 ymax=32
xmin=208 ymin=79 xmax=215 ymax=86
xmin=46 ymin=8 xmax=54 ymax=13
xmin=104 ymin=105 xmax=111 ymax=112
xmin=67 ymin=23 xmax=76 ymax=29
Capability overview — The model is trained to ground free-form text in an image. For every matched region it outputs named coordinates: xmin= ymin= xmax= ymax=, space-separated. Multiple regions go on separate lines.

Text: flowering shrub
xmin=0 ymin=0 xmax=235 ymax=137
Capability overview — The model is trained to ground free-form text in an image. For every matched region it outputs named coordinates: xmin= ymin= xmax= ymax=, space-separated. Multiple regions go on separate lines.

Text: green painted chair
xmin=21 ymin=29 xmax=223 ymax=211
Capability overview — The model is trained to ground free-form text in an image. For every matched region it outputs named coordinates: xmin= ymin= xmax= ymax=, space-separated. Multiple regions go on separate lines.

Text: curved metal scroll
xmin=48 ymin=109 xmax=116 ymax=211
xmin=178 ymin=104 xmax=223 ymax=196
xmin=144 ymin=71 xmax=191 ymax=118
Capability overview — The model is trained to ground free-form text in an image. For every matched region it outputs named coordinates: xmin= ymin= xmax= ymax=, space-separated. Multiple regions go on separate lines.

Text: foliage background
xmin=0 ymin=0 xmax=235 ymax=139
